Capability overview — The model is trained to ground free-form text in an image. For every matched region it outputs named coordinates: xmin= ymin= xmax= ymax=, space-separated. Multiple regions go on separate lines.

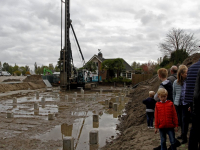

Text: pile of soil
xmin=0 ymin=75 xmax=46 ymax=93
xmin=3 ymin=79 xmax=21 ymax=82
xmin=23 ymin=75 xmax=43 ymax=82
xmin=102 ymin=53 xmax=200 ymax=150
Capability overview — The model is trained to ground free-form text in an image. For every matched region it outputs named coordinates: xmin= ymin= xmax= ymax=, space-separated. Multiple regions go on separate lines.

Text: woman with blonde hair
xmin=173 ymin=65 xmax=189 ymax=144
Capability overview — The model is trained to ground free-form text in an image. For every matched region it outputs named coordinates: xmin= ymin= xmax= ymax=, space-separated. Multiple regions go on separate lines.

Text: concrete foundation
xmin=89 ymin=130 xmax=99 ymax=144
xmin=113 ymin=103 xmax=118 ymax=111
xmin=63 ymin=136 xmax=74 ymax=150
xmin=72 ymin=98 xmax=76 ymax=104
xmin=7 ymin=112 xmax=13 ymax=118
xmin=105 ymin=99 xmax=109 ymax=105
xmin=93 ymin=115 xmax=99 ymax=122
xmin=100 ymin=89 xmax=103 ymax=95
xmin=48 ymin=113 xmax=54 ymax=120
xmin=41 ymin=97 xmax=45 ymax=103
xmin=93 ymin=122 xmax=99 ymax=128
xmin=36 ymin=91 xmax=39 ymax=97
xmin=96 ymin=92 xmax=99 ymax=97
xmin=65 ymin=95 xmax=68 ymax=102
xmin=74 ymin=92 xmax=77 ymax=98
xmin=13 ymin=97 xmax=17 ymax=105
xmin=121 ymin=95 xmax=124 ymax=101
xmin=34 ymin=102 xmax=39 ymax=110
xmin=116 ymin=96 xmax=119 ymax=102
xmin=109 ymin=102 xmax=113 ymax=108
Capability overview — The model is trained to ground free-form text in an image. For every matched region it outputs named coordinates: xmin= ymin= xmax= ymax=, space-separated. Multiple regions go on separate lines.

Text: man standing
xmin=186 ymin=59 xmax=200 ymax=149
xmin=167 ymin=65 xmax=178 ymax=84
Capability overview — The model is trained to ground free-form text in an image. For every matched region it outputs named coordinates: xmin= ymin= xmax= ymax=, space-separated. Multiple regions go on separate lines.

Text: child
xmin=154 ymin=88 xmax=178 ymax=150
xmin=143 ymin=91 xmax=156 ymax=129
xmin=154 ymin=68 xmax=173 ymax=102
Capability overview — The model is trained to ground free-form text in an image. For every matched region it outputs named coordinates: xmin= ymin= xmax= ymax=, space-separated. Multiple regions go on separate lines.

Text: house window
xmin=122 ymin=72 xmax=126 ymax=77
xmin=127 ymin=72 xmax=132 ymax=79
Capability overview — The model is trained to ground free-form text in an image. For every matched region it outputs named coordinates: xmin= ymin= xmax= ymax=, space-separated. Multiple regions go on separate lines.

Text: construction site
xmin=0 ymin=75 xmax=131 ymax=150
xmin=0 ymin=54 xmax=199 ymax=150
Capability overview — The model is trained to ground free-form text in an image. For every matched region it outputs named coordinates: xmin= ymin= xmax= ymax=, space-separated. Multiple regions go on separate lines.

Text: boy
xmin=154 ymin=68 xmax=173 ymax=102
xmin=143 ymin=91 xmax=156 ymax=129
xmin=155 ymin=88 xmax=178 ymax=150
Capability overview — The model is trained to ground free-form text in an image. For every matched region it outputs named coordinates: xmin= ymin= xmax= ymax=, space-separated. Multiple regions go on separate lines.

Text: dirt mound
xmin=3 ymin=79 xmax=21 ymax=82
xmin=23 ymin=75 xmax=43 ymax=82
xmin=182 ymin=53 xmax=200 ymax=67
xmin=0 ymin=81 xmax=46 ymax=93
xmin=102 ymin=54 xmax=200 ymax=150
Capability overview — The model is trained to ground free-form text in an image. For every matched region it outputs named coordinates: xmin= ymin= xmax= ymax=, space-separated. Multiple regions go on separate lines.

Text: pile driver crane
xmin=60 ymin=0 xmax=86 ymax=90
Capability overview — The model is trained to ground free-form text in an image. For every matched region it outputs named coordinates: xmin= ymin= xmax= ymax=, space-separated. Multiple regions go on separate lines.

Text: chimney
xmin=98 ymin=52 xmax=102 ymax=58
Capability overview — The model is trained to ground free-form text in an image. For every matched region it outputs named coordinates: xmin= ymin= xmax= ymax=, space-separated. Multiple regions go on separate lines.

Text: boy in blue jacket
xmin=143 ymin=91 xmax=156 ymax=128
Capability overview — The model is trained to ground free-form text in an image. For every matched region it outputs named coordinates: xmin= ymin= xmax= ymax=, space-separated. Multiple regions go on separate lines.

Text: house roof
xmin=87 ymin=55 xmax=134 ymax=72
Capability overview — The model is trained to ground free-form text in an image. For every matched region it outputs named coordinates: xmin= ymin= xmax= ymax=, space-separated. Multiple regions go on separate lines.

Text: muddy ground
xmin=0 ymin=76 xmax=130 ymax=150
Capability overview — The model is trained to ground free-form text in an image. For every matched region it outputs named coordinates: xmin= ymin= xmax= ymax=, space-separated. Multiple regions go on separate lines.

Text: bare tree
xmin=159 ymin=28 xmax=199 ymax=56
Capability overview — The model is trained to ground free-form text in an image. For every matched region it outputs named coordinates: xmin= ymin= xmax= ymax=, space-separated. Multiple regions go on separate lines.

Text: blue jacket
xmin=185 ymin=59 xmax=200 ymax=103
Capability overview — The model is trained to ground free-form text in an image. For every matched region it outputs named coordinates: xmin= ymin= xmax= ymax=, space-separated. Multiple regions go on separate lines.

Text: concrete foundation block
xmin=41 ymin=97 xmax=45 ymax=103
xmin=7 ymin=112 xmax=13 ymax=118
xmin=65 ymin=95 xmax=68 ymax=102
xmin=96 ymin=92 xmax=99 ymax=97
xmin=63 ymin=136 xmax=74 ymax=150
xmin=74 ymin=92 xmax=77 ymax=98
xmin=34 ymin=102 xmax=39 ymax=109
xmin=121 ymin=95 xmax=124 ymax=101
xmin=13 ymin=97 xmax=17 ymax=106
xmin=100 ymin=89 xmax=103 ymax=95
xmin=105 ymin=99 xmax=109 ymax=105
xmin=116 ymin=96 xmax=119 ymax=102
xmin=36 ymin=91 xmax=39 ymax=97
xmin=72 ymin=98 xmax=76 ymax=104
xmin=93 ymin=115 xmax=99 ymax=122
xmin=109 ymin=102 xmax=113 ymax=108
xmin=89 ymin=130 xmax=99 ymax=144
xmin=48 ymin=113 xmax=54 ymax=120
xmin=113 ymin=103 xmax=118 ymax=111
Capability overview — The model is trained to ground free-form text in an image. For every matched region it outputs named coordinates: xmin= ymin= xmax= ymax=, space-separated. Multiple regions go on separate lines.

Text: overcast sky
xmin=1 ymin=0 xmax=200 ymax=71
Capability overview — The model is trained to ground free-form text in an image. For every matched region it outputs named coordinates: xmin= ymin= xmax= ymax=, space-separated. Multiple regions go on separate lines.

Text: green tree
xmin=113 ymin=58 xmax=125 ymax=78
xmin=19 ymin=66 xmax=26 ymax=75
xmin=170 ymin=49 xmax=189 ymax=64
xmin=3 ymin=62 xmax=10 ymax=71
xmin=84 ymin=61 xmax=97 ymax=73
xmin=14 ymin=71 xmax=21 ymax=76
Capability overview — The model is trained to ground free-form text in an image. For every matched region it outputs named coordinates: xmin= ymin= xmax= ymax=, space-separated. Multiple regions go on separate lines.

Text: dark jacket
xmin=167 ymin=74 xmax=177 ymax=84
xmin=193 ymin=68 xmax=200 ymax=116
xmin=185 ymin=59 xmax=200 ymax=103
xmin=143 ymin=97 xmax=156 ymax=110
xmin=161 ymin=80 xmax=173 ymax=101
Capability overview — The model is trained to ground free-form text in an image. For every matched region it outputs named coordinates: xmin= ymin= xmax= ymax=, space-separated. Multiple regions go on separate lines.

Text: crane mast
xmin=60 ymin=0 xmax=85 ymax=90
xmin=60 ymin=0 xmax=71 ymax=90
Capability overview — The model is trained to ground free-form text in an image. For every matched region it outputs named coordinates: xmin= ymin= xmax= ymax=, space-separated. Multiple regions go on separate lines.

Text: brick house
xmin=86 ymin=52 xmax=134 ymax=81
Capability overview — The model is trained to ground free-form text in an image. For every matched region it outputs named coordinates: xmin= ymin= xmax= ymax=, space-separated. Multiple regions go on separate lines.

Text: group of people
xmin=142 ymin=59 xmax=200 ymax=150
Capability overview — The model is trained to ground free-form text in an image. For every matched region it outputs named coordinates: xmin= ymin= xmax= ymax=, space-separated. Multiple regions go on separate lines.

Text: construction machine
xmin=60 ymin=0 xmax=86 ymax=90
xmin=43 ymin=68 xmax=53 ymax=76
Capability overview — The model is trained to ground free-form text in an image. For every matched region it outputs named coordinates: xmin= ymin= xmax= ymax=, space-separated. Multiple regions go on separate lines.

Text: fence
xmin=132 ymin=74 xmax=153 ymax=85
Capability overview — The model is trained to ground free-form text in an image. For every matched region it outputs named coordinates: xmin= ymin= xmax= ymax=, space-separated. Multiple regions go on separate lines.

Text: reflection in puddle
xmin=34 ymin=110 xmax=121 ymax=149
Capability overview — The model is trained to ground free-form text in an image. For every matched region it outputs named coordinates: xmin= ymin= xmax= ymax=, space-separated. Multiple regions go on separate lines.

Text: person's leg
xmin=188 ymin=115 xmax=199 ymax=150
xmin=159 ymin=128 xmax=167 ymax=150
xmin=146 ymin=112 xmax=150 ymax=127
xmin=149 ymin=112 xmax=154 ymax=127
xmin=175 ymin=105 xmax=182 ymax=127
xmin=167 ymin=128 xmax=176 ymax=150
xmin=182 ymin=104 xmax=190 ymax=143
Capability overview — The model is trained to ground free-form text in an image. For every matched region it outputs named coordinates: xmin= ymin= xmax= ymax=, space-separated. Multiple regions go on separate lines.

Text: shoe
xmin=181 ymin=139 xmax=187 ymax=144
xmin=150 ymin=126 xmax=154 ymax=129
xmin=167 ymin=146 xmax=171 ymax=150
xmin=153 ymin=145 xmax=161 ymax=150
xmin=177 ymin=135 xmax=182 ymax=139
xmin=175 ymin=138 xmax=181 ymax=147
xmin=148 ymin=126 xmax=150 ymax=129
